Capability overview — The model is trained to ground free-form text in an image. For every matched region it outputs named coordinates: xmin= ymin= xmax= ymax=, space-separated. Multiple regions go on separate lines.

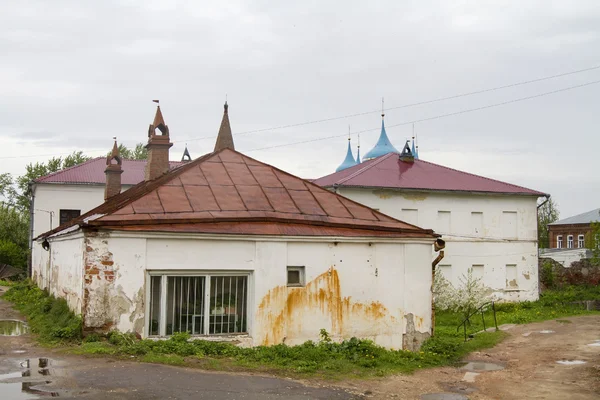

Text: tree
xmin=434 ymin=268 xmax=488 ymax=321
xmin=587 ymin=211 xmax=600 ymax=265
xmin=108 ymin=143 xmax=147 ymax=160
xmin=538 ymin=198 xmax=559 ymax=249
xmin=0 ymin=204 xmax=29 ymax=270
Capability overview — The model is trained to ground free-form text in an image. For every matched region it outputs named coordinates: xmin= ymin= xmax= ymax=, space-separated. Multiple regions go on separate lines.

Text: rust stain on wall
xmin=522 ymin=272 xmax=531 ymax=280
xmin=257 ymin=267 xmax=397 ymax=346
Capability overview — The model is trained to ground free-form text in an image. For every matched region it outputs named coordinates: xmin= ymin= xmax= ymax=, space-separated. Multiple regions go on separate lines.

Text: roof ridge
xmin=414 ymin=158 xmax=547 ymax=195
xmin=336 ymin=153 xmax=394 ymax=186
xmin=34 ymin=156 xmax=105 ymax=183
xmin=550 ymin=207 xmax=600 ymax=225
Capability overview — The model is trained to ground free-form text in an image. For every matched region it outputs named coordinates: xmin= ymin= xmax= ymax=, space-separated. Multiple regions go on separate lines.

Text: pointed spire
xmin=356 ymin=133 xmax=361 ymax=164
xmin=363 ymin=98 xmax=400 ymax=161
xmin=214 ymin=101 xmax=235 ymax=152
xmin=411 ymin=124 xmax=417 ymax=158
xmin=152 ymin=106 xmax=167 ymax=134
xmin=181 ymin=144 xmax=192 ymax=162
xmin=110 ymin=139 xmax=120 ymax=159
xmin=336 ymin=127 xmax=358 ymax=172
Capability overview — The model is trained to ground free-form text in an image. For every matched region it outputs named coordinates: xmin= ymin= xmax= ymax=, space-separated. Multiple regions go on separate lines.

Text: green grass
xmin=2 ymin=280 xmax=82 ymax=344
xmin=6 ymin=280 xmax=599 ymax=378
xmin=0 ymin=279 xmax=16 ymax=287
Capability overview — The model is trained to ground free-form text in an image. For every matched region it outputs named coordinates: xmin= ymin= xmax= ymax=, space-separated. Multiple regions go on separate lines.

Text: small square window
xmin=287 ymin=266 xmax=305 ymax=287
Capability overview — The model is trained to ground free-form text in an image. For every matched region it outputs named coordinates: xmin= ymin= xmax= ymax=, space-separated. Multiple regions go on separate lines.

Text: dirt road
xmin=1 ymin=286 xmax=599 ymax=399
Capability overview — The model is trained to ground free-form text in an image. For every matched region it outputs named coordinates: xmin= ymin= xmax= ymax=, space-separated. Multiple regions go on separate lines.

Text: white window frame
xmin=287 ymin=266 xmax=306 ymax=287
xmin=557 ymin=235 xmax=563 ymax=249
xmin=567 ymin=235 xmax=573 ymax=249
xmin=578 ymin=234 xmax=585 ymax=248
xmin=146 ymin=270 xmax=251 ymax=338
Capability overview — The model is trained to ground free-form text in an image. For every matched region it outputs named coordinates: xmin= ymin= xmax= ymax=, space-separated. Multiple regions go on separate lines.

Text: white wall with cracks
xmin=34 ymin=230 xmax=436 ymax=350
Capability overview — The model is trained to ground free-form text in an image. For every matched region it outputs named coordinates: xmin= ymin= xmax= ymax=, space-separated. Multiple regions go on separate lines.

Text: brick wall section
xmin=83 ymin=231 xmax=116 ymax=331
xmin=548 ymin=223 xmax=592 ymax=249
xmin=104 ymin=168 xmax=123 ymax=200
xmin=145 ymin=135 xmax=173 ymax=181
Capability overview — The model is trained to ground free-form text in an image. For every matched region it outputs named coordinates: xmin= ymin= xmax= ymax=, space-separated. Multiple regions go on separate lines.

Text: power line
xmin=1 ymin=75 xmax=599 ymax=161
xmin=245 ymin=79 xmax=600 ymax=152
xmin=178 ymin=63 xmax=600 ymax=143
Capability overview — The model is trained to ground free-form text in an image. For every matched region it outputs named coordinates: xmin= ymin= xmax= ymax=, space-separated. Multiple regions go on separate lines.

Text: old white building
xmin=314 ymin=114 xmax=548 ymax=302
xmin=33 ymin=104 xmax=441 ymax=350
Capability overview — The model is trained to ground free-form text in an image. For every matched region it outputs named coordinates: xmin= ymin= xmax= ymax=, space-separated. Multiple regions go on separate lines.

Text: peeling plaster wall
xmin=32 ymin=235 xmax=84 ymax=315
xmin=339 ymin=188 xmax=540 ymax=301
xmin=78 ymin=235 xmax=433 ymax=349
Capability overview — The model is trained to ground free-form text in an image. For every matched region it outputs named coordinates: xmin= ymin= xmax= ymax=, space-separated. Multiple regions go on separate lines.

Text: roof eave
xmin=323 ymin=184 xmax=547 ymax=197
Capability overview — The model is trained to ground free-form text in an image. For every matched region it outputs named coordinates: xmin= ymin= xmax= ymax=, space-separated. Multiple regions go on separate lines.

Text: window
xmin=437 ymin=264 xmax=452 ymax=282
xmin=567 ymin=235 xmax=574 ymax=249
xmin=436 ymin=211 xmax=451 ymax=233
xmin=148 ymin=273 xmax=248 ymax=337
xmin=501 ymin=211 xmax=517 ymax=238
xmin=506 ymin=264 xmax=518 ymax=289
xmin=471 ymin=264 xmax=484 ymax=280
xmin=578 ymin=235 xmax=585 ymax=248
xmin=557 ymin=235 xmax=563 ymax=249
xmin=59 ymin=209 xmax=80 ymax=225
xmin=401 ymin=209 xmax=418 ymax=225
xmin=287 ymin=266 xmax=305 ymax=287
xmin=471 ymin=212 xmax=483 ymax=235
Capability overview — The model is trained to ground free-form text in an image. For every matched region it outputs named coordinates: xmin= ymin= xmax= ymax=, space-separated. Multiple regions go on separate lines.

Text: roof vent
xmin=398 ymin=140 xmax=414 ymax=163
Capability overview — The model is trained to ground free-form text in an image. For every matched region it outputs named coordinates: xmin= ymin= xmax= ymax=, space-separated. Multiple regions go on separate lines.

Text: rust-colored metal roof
xmin=35 ymin=157 xmax=182 ymax=185
xmin=39 ymin=149 xmax=436 ymax=239
xmin=312 ymin=153 xmax=547 ymax=196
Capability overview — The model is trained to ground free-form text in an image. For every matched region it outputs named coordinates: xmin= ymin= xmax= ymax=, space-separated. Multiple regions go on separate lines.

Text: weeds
xmin=2 ymin=280 xmax=82 ymax=343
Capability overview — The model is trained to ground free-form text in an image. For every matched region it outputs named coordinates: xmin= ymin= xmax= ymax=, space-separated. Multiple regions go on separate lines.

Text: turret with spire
xmin=336 ymin=127 xmax=358 ymax=172
xmin=145 ymin=101 xmax=173 ymax=181
xmin=362 ymin=98 xmax=400 ymax=161
xmin=214 ymin=101 xmax=235 ymax=152
xmin=181 ymin=145 xmax=192 ymax=162
xmin=105 ymin=138 xmax=123 ymax=200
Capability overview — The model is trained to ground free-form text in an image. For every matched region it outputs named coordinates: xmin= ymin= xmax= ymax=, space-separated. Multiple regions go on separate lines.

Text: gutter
xmin=431 ymin=238 xmax=446 ymax=337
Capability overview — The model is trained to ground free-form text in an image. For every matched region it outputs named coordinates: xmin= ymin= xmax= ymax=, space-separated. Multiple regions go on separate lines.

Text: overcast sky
xmin=1 ymin=0 xmax=598 ymax=218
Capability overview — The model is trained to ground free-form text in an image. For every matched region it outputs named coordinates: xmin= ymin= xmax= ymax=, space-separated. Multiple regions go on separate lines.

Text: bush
xmin=3 ymin=281 xmax=82 ymax=343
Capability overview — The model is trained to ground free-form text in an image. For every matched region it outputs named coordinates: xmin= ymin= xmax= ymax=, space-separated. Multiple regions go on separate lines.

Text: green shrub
xmin=3 ymin=281 xmax=82 ymax=343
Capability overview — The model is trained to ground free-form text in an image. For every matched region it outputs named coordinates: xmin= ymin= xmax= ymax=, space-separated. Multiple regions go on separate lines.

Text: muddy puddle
xmin=0 ymin=358 xmax=61 ymax=398
xmin=556 ymin=360 xmax=587 ymax=365
xmin=421 ymin=393 xmax=468 ymax=400
xmin=0 ymin=320 xmax=29 ymax=336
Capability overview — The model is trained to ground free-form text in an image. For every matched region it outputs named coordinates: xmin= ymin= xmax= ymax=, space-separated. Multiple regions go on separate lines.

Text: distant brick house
xmin=548 ymin=208 xmax=600 ymax=250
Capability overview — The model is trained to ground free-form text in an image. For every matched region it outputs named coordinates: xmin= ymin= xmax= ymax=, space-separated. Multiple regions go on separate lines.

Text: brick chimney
xmin=145 ymin=104 xmax=173 ymax=180
xmin=105 ymin=140 xmax=123 ymax=200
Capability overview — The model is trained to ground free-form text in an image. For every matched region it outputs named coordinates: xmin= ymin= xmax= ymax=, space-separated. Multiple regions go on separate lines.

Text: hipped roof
xmin=38 ymin=149 xmax=436 ymax=240
xmin=313 ymin=153 xmax=547 ymax=196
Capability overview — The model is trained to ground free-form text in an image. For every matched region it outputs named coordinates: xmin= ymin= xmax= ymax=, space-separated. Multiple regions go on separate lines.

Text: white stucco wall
xmin=32 ymin=234 xmax=85 ymax=315
xmin=539 ymin=249 xmax=590 ymax=268
xmin=337 ymin=188 xmax=540 ymax=301
xmin=38 ymin=231 xmax=435 ymax=350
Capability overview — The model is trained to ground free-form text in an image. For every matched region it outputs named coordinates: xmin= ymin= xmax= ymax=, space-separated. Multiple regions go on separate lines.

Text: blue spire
xmin=336 ymin=138 xmax=358 ymax=172
xmin=363 ymin=113 xmax=400 ymax=161
xmin=411 ymin=137 xmax=416 ymax=158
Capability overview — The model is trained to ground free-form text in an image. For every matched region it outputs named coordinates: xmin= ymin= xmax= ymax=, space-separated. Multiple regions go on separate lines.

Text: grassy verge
xmin=0 ymin=279 xmax=16 ymax=287
xmin=2 ymin=281 xmax=82 ymax=344
xmin=4 ymin=281 xmax=599 ymax=378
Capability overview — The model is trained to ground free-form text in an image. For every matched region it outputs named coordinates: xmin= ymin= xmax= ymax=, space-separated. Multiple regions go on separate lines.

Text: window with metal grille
xmin=148 ymin=273 xmax=248 ymax=337
xmin=59 ymin=209 xmax=80 ymax=225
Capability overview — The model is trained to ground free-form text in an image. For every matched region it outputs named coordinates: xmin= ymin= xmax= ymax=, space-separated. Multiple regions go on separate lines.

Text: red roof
xmin=39 ymin=149 xmax=437 ymax=239
xmin=35 ymin=157 xmax=182 ymax=185
xmin=312 ymin=153 xmax=546 ymax=196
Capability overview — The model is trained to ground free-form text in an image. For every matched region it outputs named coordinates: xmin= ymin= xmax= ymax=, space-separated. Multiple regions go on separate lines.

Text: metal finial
xmin=348 ymin=125 xmax=351 ymax=141
xmin=358 ymin=133 xmax=360 ymax=148
xmin=381 ymin=97 xmax=385 ymax=117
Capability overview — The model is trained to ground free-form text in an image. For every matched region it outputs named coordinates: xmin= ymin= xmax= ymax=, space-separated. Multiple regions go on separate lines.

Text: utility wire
xmin=179 ymin=63 xmax=600 ymax=143
xmin=245 ymin=79 xmax=600 ymax=152
xmin=1 ymin=76 xmax=599 ymax=161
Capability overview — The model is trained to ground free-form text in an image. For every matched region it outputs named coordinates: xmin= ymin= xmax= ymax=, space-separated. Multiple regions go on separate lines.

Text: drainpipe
xmin=431 ymin=238 xmax=446 ymax=337
xmin=536 ymin=194 xmax=551 ymax=296
xmin=28 ymin=181 xmax=35 ymax=278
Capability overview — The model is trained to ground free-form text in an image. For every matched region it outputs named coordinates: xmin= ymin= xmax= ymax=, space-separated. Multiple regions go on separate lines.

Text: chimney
xmin=105 ymin=140 xmax=123 ymax=200
xmin=398 ymin=140 xmax=415 ymax=163
xmin=145 ymin=104 xmax=173 ymax=180
xmin=214 ymin=101 xmax=235 ymax=152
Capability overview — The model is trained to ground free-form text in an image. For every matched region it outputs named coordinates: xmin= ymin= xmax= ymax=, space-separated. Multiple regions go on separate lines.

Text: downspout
xmin=536 ymin=194 xmax=550 ymax=297
xmin=28 ymin=181 xmax=35 ymax=278
xmin=431 ymin=238 xmax=445 ymax=337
